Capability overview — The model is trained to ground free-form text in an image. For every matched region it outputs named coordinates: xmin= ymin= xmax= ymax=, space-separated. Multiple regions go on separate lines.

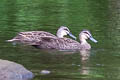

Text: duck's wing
xmin=18 ymin=31 xmax=56 ymax=40
xmin=32 ymin=37 xmax=80 ymax=50
xmin=31 ymin=36 xmax=57 ymax=45
xmin=39 ymin=37 xmax=78 ymax=43
xmin=7 ymin=31 xmax=56 ymax=43
xmin=19 ymin=31 xmax=55 ymax=37
xmin=31 ymin=36 xmax=59 ymax=49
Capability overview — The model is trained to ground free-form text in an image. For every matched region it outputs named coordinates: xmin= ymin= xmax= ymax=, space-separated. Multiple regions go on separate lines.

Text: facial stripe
xmin=64 ymin=28 xmax=69 ymax=32
xmin=84 ymin=32 xmax=90 ymax=36
xmin=83 ymin=31 xmax=92 ymax=39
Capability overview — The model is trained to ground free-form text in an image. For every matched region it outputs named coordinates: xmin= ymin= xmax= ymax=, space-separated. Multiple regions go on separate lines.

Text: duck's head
xmin=79 ymin=30 xmax=98 ymax=43
xmin=57 ymin=26 xmax=76 ymax=39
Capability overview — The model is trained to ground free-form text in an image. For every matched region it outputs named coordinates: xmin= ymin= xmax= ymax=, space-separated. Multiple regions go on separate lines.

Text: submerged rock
xmin=0 ymin=59 xmax=34 ymax=80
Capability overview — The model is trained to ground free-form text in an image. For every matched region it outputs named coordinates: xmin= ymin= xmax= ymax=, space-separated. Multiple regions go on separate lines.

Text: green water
xmin=0 ymin=0 xmax=120 ymax=80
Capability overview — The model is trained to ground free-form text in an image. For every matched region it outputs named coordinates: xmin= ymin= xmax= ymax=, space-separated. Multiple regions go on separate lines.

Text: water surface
xmin=0 ymin=0 xmax=120 ymax=80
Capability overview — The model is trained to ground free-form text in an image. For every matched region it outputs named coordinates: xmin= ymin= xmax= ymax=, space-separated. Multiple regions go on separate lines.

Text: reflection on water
xmin=79 ymin=50 xmax=90 ymax=76
xmin=80 ymin=50 xmax=90 ymax=61
xmin=32 ymin=49 xmax=91 ymax=79
xmin=0 ymin=0 xmax=120 ymax=80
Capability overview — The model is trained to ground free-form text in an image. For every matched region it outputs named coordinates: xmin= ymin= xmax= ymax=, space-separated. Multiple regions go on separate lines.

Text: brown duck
xmin=7 ymin=26 xmax=76 ymax=45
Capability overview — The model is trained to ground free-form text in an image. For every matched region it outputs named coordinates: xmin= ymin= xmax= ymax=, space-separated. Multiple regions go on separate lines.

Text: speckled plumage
xmin=7 ymin=26 xmax=76 ymax=45
xmin=33 ymin=37 xmax=91 ymax=50
xmin=33 ymin=37 xmax=80 ymax=50
xmin=33 ymin=30 xmax=97 ymax=50
xmin=7 ymin=31 xmax=56 ymax=45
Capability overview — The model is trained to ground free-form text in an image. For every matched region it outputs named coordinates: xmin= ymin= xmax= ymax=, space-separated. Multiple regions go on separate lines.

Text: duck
xmin=7 ymin=26 xmax=76 ymax=45
xmin=32 ymin=29 xmax=97 ymax=50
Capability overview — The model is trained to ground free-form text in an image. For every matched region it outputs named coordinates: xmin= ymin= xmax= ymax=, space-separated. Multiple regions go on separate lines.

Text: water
xmin=0 ymin=0 xmax=120 ymax=80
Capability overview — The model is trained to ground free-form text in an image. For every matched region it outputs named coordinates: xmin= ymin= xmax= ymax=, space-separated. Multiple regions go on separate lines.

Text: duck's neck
xmin=57 ymin=32 xmax=63 ymax=38
xmin=80 ymin=38 xmax=88 ymax=44
xmin=57 ymin=31 xmax=66 ymax=38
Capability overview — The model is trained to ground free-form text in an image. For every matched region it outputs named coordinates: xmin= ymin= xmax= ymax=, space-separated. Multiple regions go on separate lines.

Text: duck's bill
xmin=89 ymin=37 xmax=98 ymax=43
xmin=68 ymin=33 xmax=77 ymax=40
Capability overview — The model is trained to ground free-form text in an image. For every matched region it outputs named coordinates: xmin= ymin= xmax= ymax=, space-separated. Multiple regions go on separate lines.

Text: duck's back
xmin=8 ymin=31 xmax=56 ymax=45
xmin=33 ymin=37 xmax=81 ymax=50
xmin=18 ymin=31 xmax=56 ymax=40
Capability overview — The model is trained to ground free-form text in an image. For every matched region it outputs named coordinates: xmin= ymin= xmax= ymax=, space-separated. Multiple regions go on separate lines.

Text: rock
xmin=0 ymin=59 xmax=34 ymax=80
